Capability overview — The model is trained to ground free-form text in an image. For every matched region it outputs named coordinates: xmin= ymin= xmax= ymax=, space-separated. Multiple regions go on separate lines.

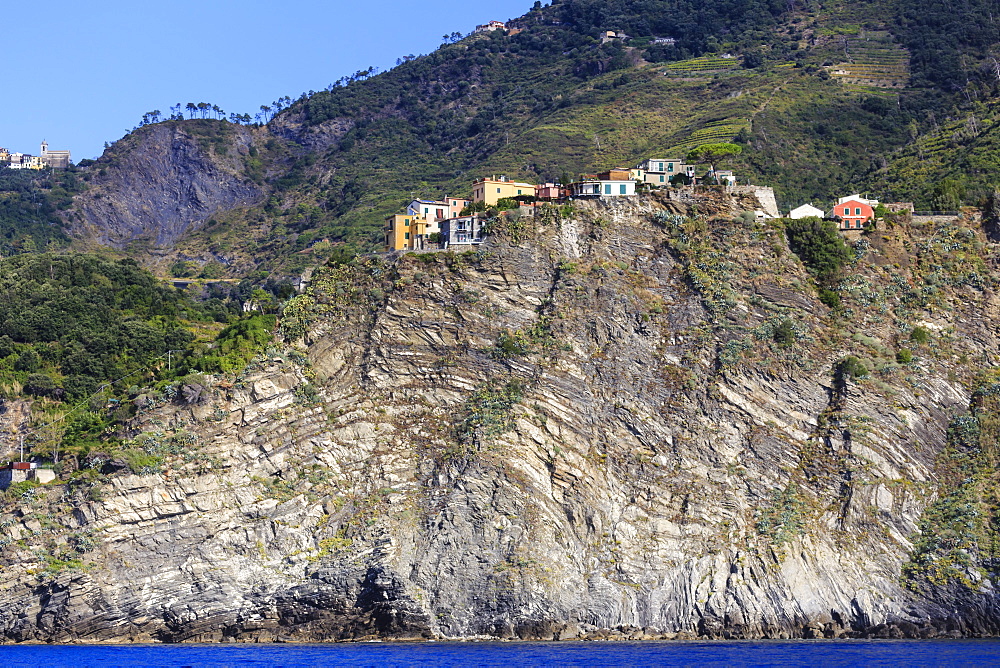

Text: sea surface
xmin=0 ymin=640 xmax=998 ymax=667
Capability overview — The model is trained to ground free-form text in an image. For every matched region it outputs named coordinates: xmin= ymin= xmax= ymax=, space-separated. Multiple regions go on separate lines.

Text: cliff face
xmin=3 ymin=193 xmax=1000 ymax=642
xmin=67 ymin=122 xmax=265 ymax=249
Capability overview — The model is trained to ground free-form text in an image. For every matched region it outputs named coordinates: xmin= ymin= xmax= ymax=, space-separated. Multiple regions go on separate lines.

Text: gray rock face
xmin=3 ymin=196 xmax=1000 ymax=642
xmin=68 ymin=123 xmax=264 ymax=248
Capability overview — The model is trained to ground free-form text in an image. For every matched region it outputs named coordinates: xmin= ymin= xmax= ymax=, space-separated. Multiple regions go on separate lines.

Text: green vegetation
xmin=0 ymin=254 xmax=214 ymax=400
xmin=456 ymin=379 xmax=525 ymax=451
xmin=835 ymin=356 xmax=870 ymax=382
xmin=0 ymin=254 xmax=290 ymax=463
xmin=784 ymin=217 xmax=852 ymax=286
xmin=192 ymin=314 xmax=277 ymax=373
xmin=756 ymin=483 xmax=809 ymax=545
xmin=0 ymin=169 xmax=78 ymax=255
xmin=903 ymin=376 xmax=1000 ymax=588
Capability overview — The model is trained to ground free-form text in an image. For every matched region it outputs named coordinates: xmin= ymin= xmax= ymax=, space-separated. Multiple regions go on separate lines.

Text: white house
xmin=789 ymin=203 xmax=825 ymax=219
xmin=713 ymin=170 xmax=737 ymax=186
xmin=570 ymin=178 xmax=636 ymax=198
xmin=475 ymin=20 xmax=506 ymax=33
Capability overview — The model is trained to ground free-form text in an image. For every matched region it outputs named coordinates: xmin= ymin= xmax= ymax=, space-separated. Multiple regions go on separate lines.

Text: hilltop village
xmin=0 ymin=141 xmax=71 ymax=170
xmin=385 ymin=158 xmax=906 ymax=252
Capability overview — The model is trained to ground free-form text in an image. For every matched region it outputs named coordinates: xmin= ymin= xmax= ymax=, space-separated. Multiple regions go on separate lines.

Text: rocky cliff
xmin=3 ymin=192 xmax=1000 ymax=642
xmin=67 ymin=121 xmax=265 ymax=250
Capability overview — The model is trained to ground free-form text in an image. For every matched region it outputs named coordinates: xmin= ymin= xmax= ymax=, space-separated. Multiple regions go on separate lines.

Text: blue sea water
xmin=0 ymin=640 xmax=998 ymax=668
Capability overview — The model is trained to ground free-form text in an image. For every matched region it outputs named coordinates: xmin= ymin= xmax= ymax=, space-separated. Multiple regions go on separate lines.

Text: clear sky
xmin=3 ymin=1 xmax=536 ymax=160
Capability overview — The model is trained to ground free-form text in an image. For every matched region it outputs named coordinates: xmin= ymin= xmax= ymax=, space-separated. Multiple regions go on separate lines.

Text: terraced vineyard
xmin=827 ymin=30 xmax=910 ymax=88
xmin=662 ymin=55 xmax=740 ymax=77
xmin=666 ymin=118 xmax=750 ymax=155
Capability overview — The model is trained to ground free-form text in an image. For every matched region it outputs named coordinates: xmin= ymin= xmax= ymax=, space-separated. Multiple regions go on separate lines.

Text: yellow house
xmin=471 ymin=176 xmax=537 ymax=206
xmin=385 ymin=213 xmax=418 ymax=251
xmin=385 ymin=213 xmax=439 ymax=251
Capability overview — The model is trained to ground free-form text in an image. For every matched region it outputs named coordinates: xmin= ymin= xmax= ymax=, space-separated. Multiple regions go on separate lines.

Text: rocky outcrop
xmin=67 ymin=121 xmax=264 ymax=249
xmin=3 ymin=195 xmax=1000 ymax=642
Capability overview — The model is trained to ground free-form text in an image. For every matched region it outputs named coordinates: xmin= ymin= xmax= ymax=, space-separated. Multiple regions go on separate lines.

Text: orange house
xmin=831 ymin=198 xmax=874 ymax=231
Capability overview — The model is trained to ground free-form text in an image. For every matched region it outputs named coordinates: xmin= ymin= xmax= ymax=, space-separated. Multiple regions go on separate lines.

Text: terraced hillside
xmin=661 ymin=56 xmax=740 ymax=78
xmin=827 ymin=30 xmax=911 ymax=89
xmin=666 ymin=118 xmax=751 ymax=156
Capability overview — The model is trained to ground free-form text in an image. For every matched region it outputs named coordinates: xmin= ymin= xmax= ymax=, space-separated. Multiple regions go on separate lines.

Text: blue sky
xmin=3 ymin=1 xmax=536 ymax=160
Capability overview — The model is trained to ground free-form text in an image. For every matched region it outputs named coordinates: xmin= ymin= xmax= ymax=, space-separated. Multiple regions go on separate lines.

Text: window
xmin=424 ymin=208 xmax=429 ymax=214
xmin=620 ymin=184 xmax=627 ymax=194
xmin=658 ymin=162 xmax=664 ymax=171
xmin=496 ymin=188 xmax=501 ymax=194
xmin=844 ymin=208 xmax=850 ymax=216
xmin=405 ymin=219 xmax=410 ymax=226
xmin=404 ymin=233 xmax=410 ymax=239
xmin=604 ymin=184 xmax=612 ymax=195
xmin=855 ymin=207 xmax=862 ymax=216
xmin=668 ymin=163 xmax=674 ymax=172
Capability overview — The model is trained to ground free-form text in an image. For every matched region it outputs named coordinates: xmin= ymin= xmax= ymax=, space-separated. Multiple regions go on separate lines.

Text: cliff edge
xmin=3 ymin=193 xmax=1000 ymax=641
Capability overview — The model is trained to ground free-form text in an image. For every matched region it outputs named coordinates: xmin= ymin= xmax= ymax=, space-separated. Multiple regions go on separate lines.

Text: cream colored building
xmin=471 ymin=176 xmax=536 ymax=205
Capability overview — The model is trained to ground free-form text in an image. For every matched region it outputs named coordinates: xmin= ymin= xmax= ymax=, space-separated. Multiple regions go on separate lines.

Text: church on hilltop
xmin=40 ymin=140 xmax=71 ymax=168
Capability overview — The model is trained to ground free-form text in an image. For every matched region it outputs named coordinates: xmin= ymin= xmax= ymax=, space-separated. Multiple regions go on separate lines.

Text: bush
xmin=784 ymin=217 xmax=852 ymax=283
xmin=494 ymin=197 xmax=520 ymax=211
xmin=836 ymin=356 xmax=869 ymax=382
xmin=772 ymin=319 xmax=796 ymax=346
xmin=25 ymin=372 xmax=60 ymax=397
xmin=896 ymin=348 xmax=913 ymax=364
xmin=910 ymin=326 xmax=931 ymax=344
xmin=818 ymin=289 xmax=841 ymax=309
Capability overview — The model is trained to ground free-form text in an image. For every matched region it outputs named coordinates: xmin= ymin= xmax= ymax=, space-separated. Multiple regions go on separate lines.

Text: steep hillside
xmin=68 ymin=121 xmax=264 ymax=253
xmin=56 ymin=0 xmax=1000 ymax=276
xmin=4 ymin=193 xmax=1000 ymax=641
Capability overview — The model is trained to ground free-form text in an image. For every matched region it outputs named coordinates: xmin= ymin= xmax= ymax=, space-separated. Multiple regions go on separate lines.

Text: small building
xmin=471 ymin=176 xmax=537 ymax=206
xmin=407 ymin=199 xmax=447 ymax=220
xmin=536 ymin=183 xmax=567 ymax=200
xmin=475 ymin=20 xmax=506 ymax=33
xmin=601 ymin=30 xmax=629 ymax=44
xmin=789 ymin=203 xmax=825 ymax=219
xmin=0 ymin=462 xmax=50 ymax=490
xmin=651 ymin=37 xmax=676 ymax=45
xmin=830 ymin=195 xmax=876 ymax=231
xmin=441 ymin=215 xmax=486 ymax=247
xmin=569 ymin=171 xmax=637 ymax=197
xmin=884 ymin=202 xmax=915 ymax=214
xmin=713 ymin=170 xmax=737 ymax=186
xmin=0 ymin=148 xmax=9 ymax=164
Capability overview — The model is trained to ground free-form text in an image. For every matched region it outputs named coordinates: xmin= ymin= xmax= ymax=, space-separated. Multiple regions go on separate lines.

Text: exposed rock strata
xmin=67 ymin=122 xmax=264 ymax=249
xmin=3 ymin=196 xmax=1000 ymax=642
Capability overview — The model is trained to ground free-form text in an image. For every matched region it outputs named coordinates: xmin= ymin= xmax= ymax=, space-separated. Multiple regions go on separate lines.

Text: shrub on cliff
xmin=784 ymin=217 xmax=852 ymax=284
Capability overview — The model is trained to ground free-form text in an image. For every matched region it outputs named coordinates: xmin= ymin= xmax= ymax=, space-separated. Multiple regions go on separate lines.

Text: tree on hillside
xmin=784 ymin=216 xmax=851 ymax=284
xmin=686 ymin=142 xmax=743 ymax=176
